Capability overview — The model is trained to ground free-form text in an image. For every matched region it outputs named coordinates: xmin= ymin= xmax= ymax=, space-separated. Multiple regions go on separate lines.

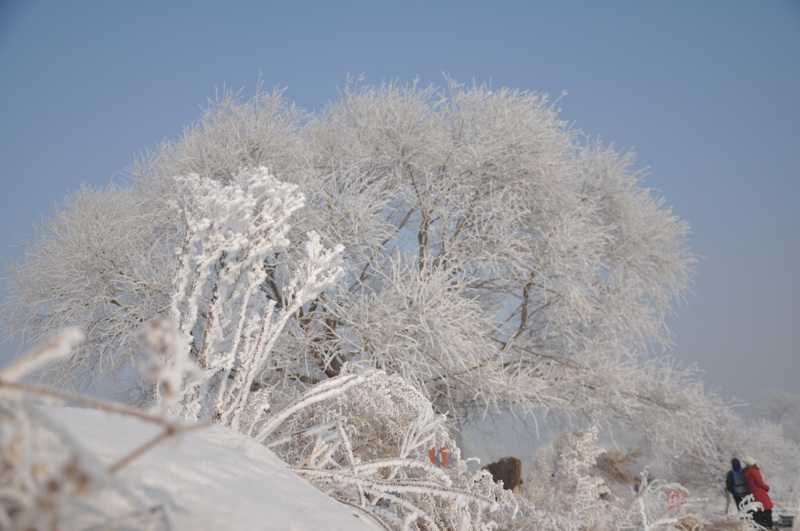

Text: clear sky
xmin=1 ymin=0 xmax=798 ymax=410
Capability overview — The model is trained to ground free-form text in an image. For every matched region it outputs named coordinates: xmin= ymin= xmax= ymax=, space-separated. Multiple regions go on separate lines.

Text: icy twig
xmin=0 ymin=379 xmax=172 ymax=426
xmin=0 ymin=327 xmax=84 ymax=382
xmin=107 ymin=422 xmax=209 ymax=474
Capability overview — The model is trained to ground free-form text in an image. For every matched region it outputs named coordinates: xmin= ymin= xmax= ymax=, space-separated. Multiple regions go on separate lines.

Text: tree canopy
xmin=5 ymin=79 xmax=727 ymax=463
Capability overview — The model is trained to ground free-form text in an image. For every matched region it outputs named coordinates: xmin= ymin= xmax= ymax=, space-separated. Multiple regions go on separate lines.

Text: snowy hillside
xmin=45 ymin=406 xmax=379 ymax=530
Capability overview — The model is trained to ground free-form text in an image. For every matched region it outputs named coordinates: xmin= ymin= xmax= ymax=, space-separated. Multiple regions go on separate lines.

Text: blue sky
xmin=1 ymin=1 xmax=798 ymax=410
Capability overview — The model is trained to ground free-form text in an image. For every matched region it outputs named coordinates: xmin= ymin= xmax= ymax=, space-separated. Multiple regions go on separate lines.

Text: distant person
xmin=742 ymin=456 xmax=773 ymax=528
xmin=725 ymin=458 xmax=749 ymax=510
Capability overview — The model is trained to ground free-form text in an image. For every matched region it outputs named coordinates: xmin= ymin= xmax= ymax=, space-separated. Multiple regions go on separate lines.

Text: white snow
xmin=46 ymin=406 xmax=380 ymax=530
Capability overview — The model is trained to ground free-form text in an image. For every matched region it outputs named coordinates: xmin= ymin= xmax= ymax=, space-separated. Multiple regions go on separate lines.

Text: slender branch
xmin=0 ymin=379 xmax=171 ymax=425
xmin=107 ymin=422 xmax=209 ymax=474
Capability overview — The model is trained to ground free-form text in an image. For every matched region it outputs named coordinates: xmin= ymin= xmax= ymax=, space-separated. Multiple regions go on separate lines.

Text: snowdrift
xmin=48 ymin=406 xmax=379 ymax=530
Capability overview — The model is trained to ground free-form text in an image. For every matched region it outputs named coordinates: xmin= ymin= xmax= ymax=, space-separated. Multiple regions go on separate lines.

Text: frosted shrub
xmin=604 ymin=472 xmax=755 ymax=531
xmin=0 ymin=330 xmax=174 ymax=530
xmin=251 ymin=366 xmax=569 ymax=530
xmin=0 ymin=399 xmax=106 ymax=530
xmin=0 ymin=330 xmax=91 ymax=529
xmin=627 ymin=476 xmax=684 ymax=530
xmin=525 ymin=427 xmax=610 ymax=528
xmin=166 ymin=168 xmax=344 ymax=429
xmin=519 ymin=427 xmax=751 ymax=530
xmin=255 ymin=367 xmax=512 ymax=530
xmin=591 ymin=449 xmax=641 ymax=501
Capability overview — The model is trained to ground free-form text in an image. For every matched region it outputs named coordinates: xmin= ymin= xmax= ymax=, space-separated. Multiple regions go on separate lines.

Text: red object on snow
xmin=666 ymin=491 xmax=686 ymax=511
xmin=428 ymin=447 xmax=448 ymax=467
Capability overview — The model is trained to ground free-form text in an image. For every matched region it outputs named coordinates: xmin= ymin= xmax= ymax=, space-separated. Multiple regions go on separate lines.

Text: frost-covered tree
xmin=752 ymin=389 xmax=800 ymax=444
xmin=2 ymin=184 xmax=178 ymax=390
xmin=5 ymin=79 xmax=720 ymax=464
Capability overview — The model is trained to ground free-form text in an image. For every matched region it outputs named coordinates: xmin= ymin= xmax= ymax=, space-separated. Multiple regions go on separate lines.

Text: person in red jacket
xmin=742 ymin=456 xmax=773 ymax=528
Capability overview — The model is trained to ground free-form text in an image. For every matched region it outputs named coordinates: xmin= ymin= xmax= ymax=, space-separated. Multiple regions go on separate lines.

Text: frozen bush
xmin=0 ymin=329 xmax=173 ymax=530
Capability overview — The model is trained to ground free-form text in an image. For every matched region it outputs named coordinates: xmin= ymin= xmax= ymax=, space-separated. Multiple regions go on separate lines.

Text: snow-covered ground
xmin=47 ymin=406 xmax=379 ymax=530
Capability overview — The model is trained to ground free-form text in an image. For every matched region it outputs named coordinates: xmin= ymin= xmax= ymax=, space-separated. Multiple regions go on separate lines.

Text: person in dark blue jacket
xmin=725 ymin=458 xmax=749 ymax=510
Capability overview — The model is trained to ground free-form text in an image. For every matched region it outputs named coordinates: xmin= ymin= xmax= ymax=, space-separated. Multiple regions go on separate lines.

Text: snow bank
xmin=48 ymin=407 xmax=379 ymax=530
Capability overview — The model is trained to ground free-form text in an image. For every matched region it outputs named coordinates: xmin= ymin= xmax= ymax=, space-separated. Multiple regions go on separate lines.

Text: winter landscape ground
xmin=43 ymin=406 xmax=381 ymax=530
